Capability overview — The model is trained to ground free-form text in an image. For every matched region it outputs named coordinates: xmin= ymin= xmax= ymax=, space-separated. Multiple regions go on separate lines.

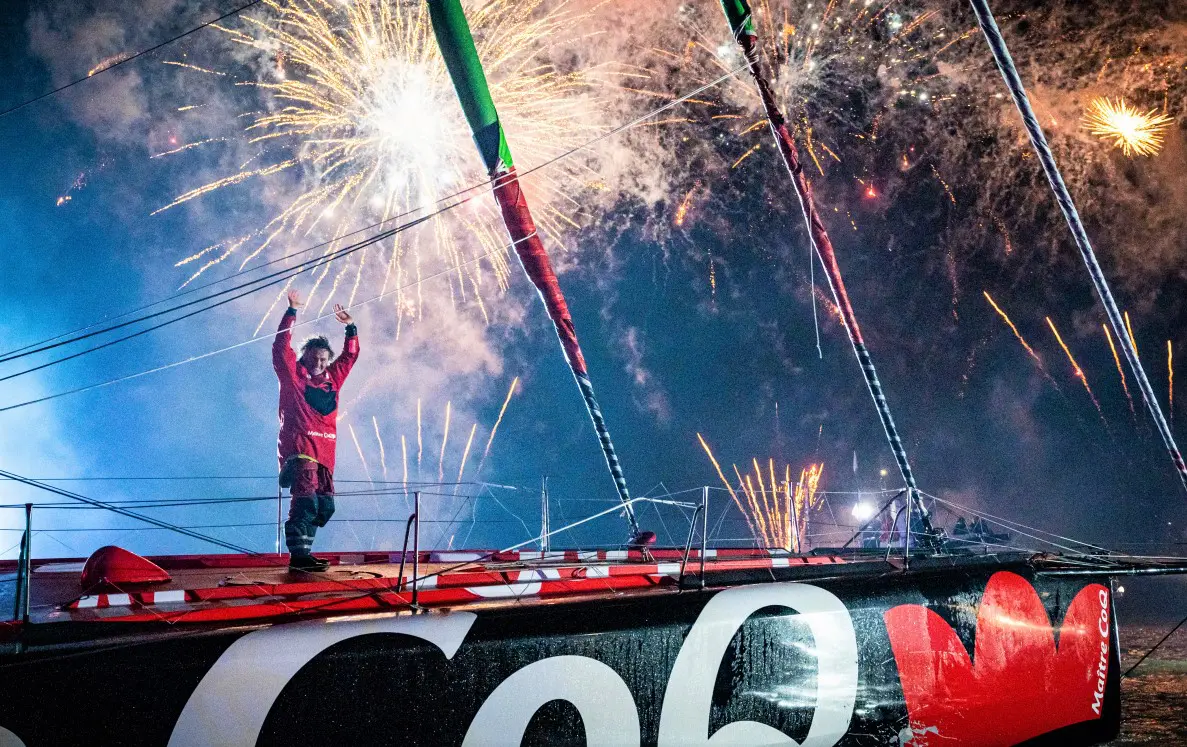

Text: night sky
xmin=1 ymin=0 xmax=1186 ymax=563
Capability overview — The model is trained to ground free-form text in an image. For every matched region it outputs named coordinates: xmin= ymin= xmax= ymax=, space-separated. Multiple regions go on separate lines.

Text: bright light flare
xmin=851 ymin=501 xmax=876 ymax=521
xmin=1082 ymin=97 xmax=1173 ymax=158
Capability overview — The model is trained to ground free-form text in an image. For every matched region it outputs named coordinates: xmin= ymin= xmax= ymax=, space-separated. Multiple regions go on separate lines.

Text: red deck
xmin=5 ymin=547 xmax=845 ymax=626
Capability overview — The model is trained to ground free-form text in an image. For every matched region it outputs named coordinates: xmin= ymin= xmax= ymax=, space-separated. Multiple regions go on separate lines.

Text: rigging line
xmin=0 ymin=0 xmax=264 ymax=120
xmin=0 ymin=210 xmax=417 ymax=365
xmin=924 ymin=493 xmax=1121 ymax=560
xmin=0 ymin=227 xmax=520 ymax=414
xmin=0 ymin=469 xmax=442 ymax=617
xmin=921 ymin=491 xmax=1117 ymax=555
xmin=808 ymin=229 xmax=822 ymax=359
xmin=0 ymin=61 xmax=750 ymax=409
xmin=0 ymin=217 xmax=415 ymax=380
xmin=969 ymin=0 xmax=1187 ymax=496
xmin=1123 ymin=610 xmax=1187 ymax=678
xmin=1 ymin=69 xmax=746 ymax=361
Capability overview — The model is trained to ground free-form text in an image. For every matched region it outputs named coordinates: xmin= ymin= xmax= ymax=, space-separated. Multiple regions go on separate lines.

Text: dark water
xmin=1109 ymin=623 xmax=1187 ymax=745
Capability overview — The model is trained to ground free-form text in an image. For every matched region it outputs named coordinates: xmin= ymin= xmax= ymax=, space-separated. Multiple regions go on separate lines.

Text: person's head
xmin=299 ymin=336 xmax=334 ymax=376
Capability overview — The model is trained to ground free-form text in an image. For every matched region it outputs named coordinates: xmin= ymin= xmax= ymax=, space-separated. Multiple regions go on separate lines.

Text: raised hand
xmin=287 ymin=289 xmax=304 ymax=309
xmin=333 ymin=304 xmax=353 ymax=325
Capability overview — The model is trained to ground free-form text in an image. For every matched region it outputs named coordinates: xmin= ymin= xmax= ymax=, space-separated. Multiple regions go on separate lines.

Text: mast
xmin=427 ymin=0 xmax=642 ymax=537
xmin=716 ymin=1 xmax=938 ymax=543
xmin=968 ymin=0 xmax=1187 ymax=496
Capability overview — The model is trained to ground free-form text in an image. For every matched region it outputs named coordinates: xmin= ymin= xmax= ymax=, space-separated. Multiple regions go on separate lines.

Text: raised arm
xmin=327 ymin=303 xmax=359 ymax=384
xmin=273 ymin=290 xmax=301 ymax=387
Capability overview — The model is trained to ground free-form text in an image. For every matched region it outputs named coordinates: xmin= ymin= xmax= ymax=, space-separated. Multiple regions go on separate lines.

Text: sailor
xmin=272 ymin=289 xmax=359 ymax=572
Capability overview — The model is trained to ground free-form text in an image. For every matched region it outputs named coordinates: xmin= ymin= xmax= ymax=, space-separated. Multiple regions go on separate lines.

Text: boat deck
xmin=1 ymin=548 xmax=849 ymax=627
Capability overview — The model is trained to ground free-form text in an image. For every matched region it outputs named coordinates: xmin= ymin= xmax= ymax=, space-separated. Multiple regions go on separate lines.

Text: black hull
xmin=0 ymin=555 xmax=1119 ymax=746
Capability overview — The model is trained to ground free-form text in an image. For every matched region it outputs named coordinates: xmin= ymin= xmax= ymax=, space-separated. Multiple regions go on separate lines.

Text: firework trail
xmin=1045 ymin=317 xmax=1102 ymax=415
xmin=983 ymin=291 xmax=1062 ymax=389
xmin=791 ymin=463 xmax=823 ymax=549
xmin=674 ymin=182 xmax=699 ymax=227
xmin=1082 ymin=97 xmax=1174 ymax=158
xmin=438 ymin=400 xmax=452 ymax=483
xmin=1103 ymin=324 xmax=1134 ymax=414
xmin=1170 ymin=340 xmax=1175 ymax=420
xmin=697 ymin=433 xmax=823 ymax=551
xmin=984 ymin=292 xmax=1041 ymax=364
xmin=1125 ymin=311 xmax=1140 ymax=359
xmin=87 ymin=52 xmax=132 ymax=77
xmin=696 ymin=433 xmax=756 ymax=539
xmin=401 ymin=434 xmax=408 ymax=496
xmin=348 ymin=422 xmax=374 ymax=485
xmin=161 ymin=0 xmax=607 ymax=322
xmin=417 ymin=397 xmax=423 ymax=479
xmin=372 ymin=415 xmax=388 ymax=479
xmin=735 ymin=459 xmax=823 ymax=551
xmin=454 ymin=423 xmax=478 ymax=495
xmin=736 ymin=467 xmax=770 ymax=543
xmin=475 ymin=376 xmax=518 ymax=479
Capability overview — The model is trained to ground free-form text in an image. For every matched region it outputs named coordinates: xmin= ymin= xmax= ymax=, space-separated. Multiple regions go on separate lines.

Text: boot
xmin=289 ymin=554 xmax=329 ymax=572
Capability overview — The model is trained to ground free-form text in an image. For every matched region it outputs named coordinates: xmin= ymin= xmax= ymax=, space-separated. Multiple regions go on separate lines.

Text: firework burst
xmin=697 ymin=433 xmax=822 ymax=551
xmin=654 ymin=0 xmax=961 ymax=182
xmin=1082 ymin=97 xmax=1174 ymax=158
xmin=161 ymin=0 xmax=608 ymax=325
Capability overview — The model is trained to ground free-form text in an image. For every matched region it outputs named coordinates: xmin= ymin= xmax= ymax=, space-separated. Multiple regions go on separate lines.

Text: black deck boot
xmin=289 ymin=554 xmax=329 ymax=572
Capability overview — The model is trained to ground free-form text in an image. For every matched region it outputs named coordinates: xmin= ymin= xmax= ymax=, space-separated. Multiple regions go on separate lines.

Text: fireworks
xmin=438 ymin=400 xmax=452 ymax=483
xmin=1045 ymin=317 xmax=1102 ymax=414
xmin=983 ymin=292 xmax=1059 ymax=389
xmin=475 ymin=376 xmax=518 ymax=479
xmin=347 ymin=422 xmax=374 ymax=483
xmin=1170 ymin=340 xmax=1175 ymax=419
xmin=674 ymin=182 xmax=699 ymax=227
xmin=1103 ymin=324 xmax=1134 ymax=414
xmin=162 ymin=0 xmax=606 ymax=322
xmin=373 ymin=415 xmax=388 ymax=479
xmin=87 ymin=52 xmax=132 ymax=77
xmin=455 ymin=423 xmax=478 ymax=494
xmin=1082 ymin=97 xmax=1173 ymax=158
xmin=652 ymin=0 xmax=959 ymax=187
xmin=697 ymin=433 xmax=823 ymax=551
xmin=1125 ymin=311 xmax=1140 ymax=358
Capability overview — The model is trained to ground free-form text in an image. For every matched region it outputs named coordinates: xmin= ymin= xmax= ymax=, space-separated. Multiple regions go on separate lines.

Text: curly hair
xmin=300 ymin=335 xmax=335 ymax=359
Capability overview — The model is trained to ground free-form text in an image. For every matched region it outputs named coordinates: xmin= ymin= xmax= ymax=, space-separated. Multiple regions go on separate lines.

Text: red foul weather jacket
xmin=273 ymin=308 xmax=359 ymax=473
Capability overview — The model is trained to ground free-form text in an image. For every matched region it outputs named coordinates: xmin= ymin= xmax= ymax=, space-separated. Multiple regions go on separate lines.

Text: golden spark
xmin=161 ymin=0 xmax=607 ymax=323
xmin=1083 ymin=97 xmax=1173 ymax=158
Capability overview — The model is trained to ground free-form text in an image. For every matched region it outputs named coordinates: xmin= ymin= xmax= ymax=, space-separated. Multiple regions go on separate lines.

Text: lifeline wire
xmin=970 ymin=0 xmax=1187 ymax=496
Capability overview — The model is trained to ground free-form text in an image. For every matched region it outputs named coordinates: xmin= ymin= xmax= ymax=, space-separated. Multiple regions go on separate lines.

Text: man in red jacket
xmin=273 ymin=289 xmax=359 ymax=572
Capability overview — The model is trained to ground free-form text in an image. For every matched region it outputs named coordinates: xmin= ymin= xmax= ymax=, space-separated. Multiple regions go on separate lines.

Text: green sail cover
xmin=719 ymin=0 xmax=755 ymax=37
xmin=427 ymin=0 xmax=514 ymax=174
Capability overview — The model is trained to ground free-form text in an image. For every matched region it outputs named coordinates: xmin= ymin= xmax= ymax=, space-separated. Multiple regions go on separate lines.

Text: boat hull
xmin=0 ymin=559 xmax=1119 ymax=746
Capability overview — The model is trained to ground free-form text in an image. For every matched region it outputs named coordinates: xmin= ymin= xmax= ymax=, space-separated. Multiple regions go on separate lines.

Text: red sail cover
xmin=493 ymin=168 xmax=588 ymax=377
xmin=884 ymin=571 xmax=1110 ymax=745
xmin=81 ymin=545 xmax=171 ymax=590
